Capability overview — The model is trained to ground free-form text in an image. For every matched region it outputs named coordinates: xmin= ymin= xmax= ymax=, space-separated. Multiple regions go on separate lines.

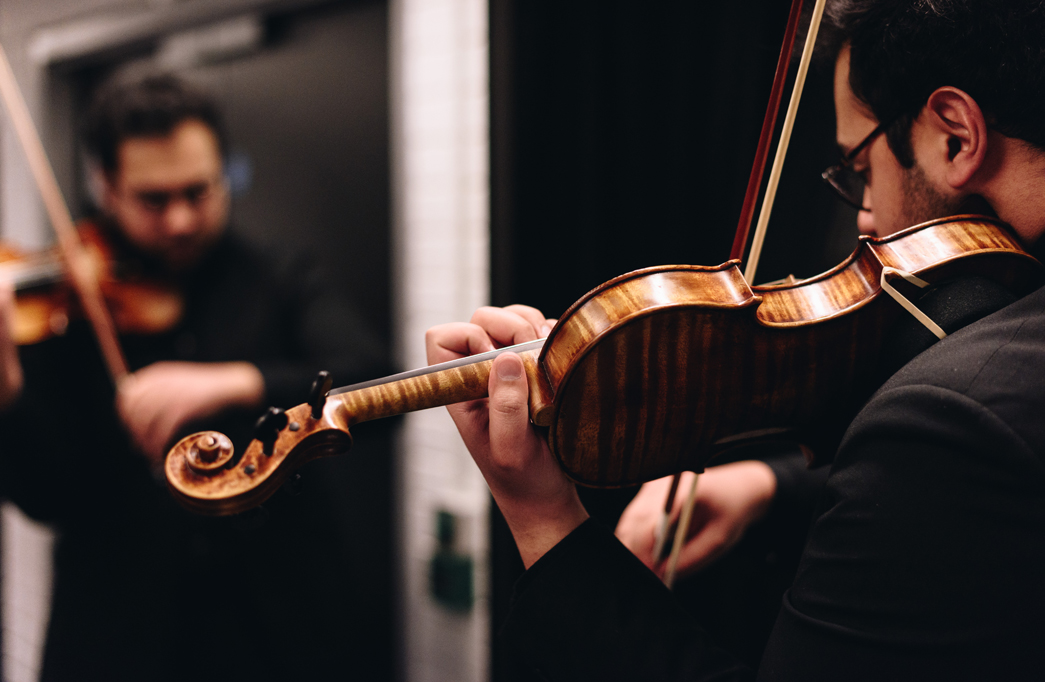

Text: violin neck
xmin=327 ymin=339 xmax=554 ymax=427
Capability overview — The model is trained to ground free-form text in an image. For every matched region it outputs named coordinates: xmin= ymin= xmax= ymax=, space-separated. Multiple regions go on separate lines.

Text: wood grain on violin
xmin=0 ymin=41 xmax=130 ymax=380
xmin=0 ymin=221 xmax=184 ymax=345
xmin=167 ymin=341 xmax=550 ymax=515
xmin=166 ymin=215 xmax=1042 ymax=515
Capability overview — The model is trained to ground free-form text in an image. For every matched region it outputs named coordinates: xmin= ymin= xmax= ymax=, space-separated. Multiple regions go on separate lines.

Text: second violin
xmin=0 ymin=221 xmax=184 ymax=345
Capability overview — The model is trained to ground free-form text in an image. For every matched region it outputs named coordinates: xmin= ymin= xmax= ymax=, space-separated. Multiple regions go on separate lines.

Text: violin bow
xmin=652 ymin=0 xmax=807 ymax=569
xmin=659 ymin=0 xmax=828 ymax=589
xmin=0 ymin=41 xmax=129 ymax=381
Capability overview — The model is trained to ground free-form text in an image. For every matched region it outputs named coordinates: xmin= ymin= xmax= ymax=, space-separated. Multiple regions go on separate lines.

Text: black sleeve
xmin=502 ymin=519 xmax=752 ymax=682
xmin=0 ymin=328 xmax=139 ymax=522
xmin=760 ymin=450 xmax=828 ymax=520
xmin=759 ymin=384 xmax=1045 ymax=682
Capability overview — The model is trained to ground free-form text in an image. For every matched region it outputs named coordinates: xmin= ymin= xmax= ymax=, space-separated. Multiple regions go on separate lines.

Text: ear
xmin=920 ymin=87 xmax=988 ymax=190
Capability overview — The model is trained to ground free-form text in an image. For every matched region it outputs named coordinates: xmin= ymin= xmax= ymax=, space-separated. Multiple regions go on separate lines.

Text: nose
xmin=856 ymin=185 xmax=876 ymax=235
xmin=163 ymin=199 xmax=197 ymax=237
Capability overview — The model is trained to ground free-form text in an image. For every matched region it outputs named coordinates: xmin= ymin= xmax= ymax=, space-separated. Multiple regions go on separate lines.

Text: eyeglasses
xmin=821 ymin=121 xmax=890 ymax=211
xmin=127 ymin=178 xmax=225 ymax=215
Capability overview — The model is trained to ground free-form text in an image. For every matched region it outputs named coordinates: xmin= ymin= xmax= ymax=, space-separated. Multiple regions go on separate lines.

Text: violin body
xmin=166 ymin=215 xmax=1043 ymax=515
xmin=0 ymin=221 xmax=184 ymax=344
xmin=537 ymin=215 xmax=1040 ymax=485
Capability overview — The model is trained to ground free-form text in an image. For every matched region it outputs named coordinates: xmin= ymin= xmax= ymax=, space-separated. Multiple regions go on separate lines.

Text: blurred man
xmin=426 ymin=0 xmax=1045 ymax=679
xmin=0 ymin=75 xmax=388 ymax=681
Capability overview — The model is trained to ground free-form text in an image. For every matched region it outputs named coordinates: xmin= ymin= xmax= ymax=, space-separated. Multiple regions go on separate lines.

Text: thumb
xmin=487 ymin=353 xmax=532 ymax=467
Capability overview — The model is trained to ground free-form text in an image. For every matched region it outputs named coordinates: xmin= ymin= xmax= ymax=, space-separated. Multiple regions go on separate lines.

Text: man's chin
xmin=150 ymin=242 xmax=209 ymax=272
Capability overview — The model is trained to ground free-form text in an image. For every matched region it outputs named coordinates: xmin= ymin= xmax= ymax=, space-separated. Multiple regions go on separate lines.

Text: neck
xmin=976 ymin=133 xmax=1045 ymax=247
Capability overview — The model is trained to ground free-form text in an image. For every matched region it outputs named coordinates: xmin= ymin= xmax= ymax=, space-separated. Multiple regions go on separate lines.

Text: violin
xmin=0 ymin=221 xmax=183 ymax=345
xmin=0 ymin=41 xmax=129 ymax=382
xmin=164 ymin=214 xmax=1043 ymax=515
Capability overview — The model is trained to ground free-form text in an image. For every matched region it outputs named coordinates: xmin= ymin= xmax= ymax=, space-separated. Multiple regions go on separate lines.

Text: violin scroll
xmin=165 ymin=399 xmax=353 ymax=516
xmin=183 ymin=432 xmax=234 ymax=473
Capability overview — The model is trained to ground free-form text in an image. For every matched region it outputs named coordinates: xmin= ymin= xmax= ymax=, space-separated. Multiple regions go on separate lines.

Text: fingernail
xmin=540 ymin=323 xmax=552 ymax=337
xmin=496 ymin=357 xmax=522 ymax=381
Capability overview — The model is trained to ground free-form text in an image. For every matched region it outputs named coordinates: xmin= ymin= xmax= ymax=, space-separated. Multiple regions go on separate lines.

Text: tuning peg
xmin=308 ymin=370 xmax=333 ymax=419
xmin=254 ymin=406 xmax=289 ymax=455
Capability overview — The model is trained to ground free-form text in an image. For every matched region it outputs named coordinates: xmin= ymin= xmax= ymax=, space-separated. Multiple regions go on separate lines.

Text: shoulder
xmin=857 ymin=283 xmax=1045 ymax=456
xmin=776 ymin=287 xmax=1045 ymax=676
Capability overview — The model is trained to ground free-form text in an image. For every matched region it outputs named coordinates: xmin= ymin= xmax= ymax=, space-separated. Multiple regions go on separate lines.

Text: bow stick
xmin=0 ymin=40 xmax=129 ymax=382
xmin=652 ymin=0 xmax=806 ymax=567
xmin=659 ymin=0 xmax=828 ymax=589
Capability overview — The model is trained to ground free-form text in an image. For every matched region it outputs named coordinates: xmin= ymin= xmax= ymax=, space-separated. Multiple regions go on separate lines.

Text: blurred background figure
xmin=0 ymin=71 xmax=390 ymax=680
xmin=0 ymin=8 xmax=393 ymax=678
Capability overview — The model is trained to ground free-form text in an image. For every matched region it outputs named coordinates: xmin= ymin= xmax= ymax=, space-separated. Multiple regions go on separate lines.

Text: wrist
xmin=732 ymin=459 xmax=777 ymax=521
xmin=498 ymin=490 xmax=589 ymax=569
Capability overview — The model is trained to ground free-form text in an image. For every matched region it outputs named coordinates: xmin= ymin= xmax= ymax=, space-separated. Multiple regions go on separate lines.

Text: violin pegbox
xmin=254 ymin=406 xmax=289 ymax=455
xmin=165 ymin=388 xmax=353 ymax=516
xmin=309 ymin=370 xmax=333 ymax=418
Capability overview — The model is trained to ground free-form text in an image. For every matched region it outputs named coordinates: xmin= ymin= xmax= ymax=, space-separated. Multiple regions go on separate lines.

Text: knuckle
xmin=470 ymin=306 xmax=498 ymax=324
xmin=490 ymin=392 xmax=527 ymax=418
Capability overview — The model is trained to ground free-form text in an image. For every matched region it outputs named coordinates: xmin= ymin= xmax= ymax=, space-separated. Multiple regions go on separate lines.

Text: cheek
xmin=113 ymin=209 xmax=156 ymax=247
xmin=202 ymin=201 xmax=228 ymax=236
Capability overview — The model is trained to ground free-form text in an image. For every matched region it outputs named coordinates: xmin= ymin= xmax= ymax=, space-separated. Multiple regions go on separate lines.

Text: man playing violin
xmin=93 ymin=78 xmax=267 ymax=463
xmin=426 ymin=0 xmax=1045 ymax=679
xmin=0 ymin=75 xmax=388 ymax=680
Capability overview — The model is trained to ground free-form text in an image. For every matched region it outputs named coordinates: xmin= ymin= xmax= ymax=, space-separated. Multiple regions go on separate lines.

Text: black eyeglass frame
xmin=821 ymin=119 xmax=892 ymax=211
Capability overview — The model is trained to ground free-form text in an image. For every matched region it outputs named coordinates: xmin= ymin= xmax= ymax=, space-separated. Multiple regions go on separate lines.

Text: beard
xmin=900 ymin=162 xmax=993 ymax=227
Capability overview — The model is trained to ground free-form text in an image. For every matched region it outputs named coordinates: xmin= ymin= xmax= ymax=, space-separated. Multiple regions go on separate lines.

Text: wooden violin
xmin=0 ymin=221 xmax=183 ymax=345
xmin=0 ymin=41 xmax=130 ymax=382
xmin=165 ymin=214 xmax=1042 ymax=515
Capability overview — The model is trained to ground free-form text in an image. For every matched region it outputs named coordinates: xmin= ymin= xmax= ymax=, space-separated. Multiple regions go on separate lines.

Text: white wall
xmin=390 ymin=0 xmax=491 ymax=679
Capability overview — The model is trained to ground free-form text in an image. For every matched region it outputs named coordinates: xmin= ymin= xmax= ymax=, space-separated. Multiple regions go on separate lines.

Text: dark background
xmin=489 ymin=0 xmax=857 ymax=676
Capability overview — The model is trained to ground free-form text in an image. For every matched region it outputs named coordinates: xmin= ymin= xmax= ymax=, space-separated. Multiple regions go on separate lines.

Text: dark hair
xmin=823 ymin=0 xmax=1045 ymax=167
xmin=82 ymin=74 xmax=227 ymax=175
